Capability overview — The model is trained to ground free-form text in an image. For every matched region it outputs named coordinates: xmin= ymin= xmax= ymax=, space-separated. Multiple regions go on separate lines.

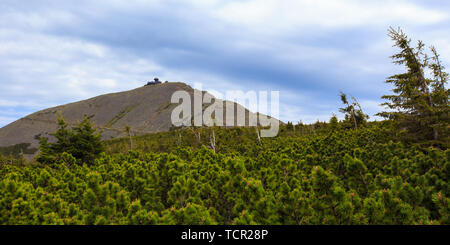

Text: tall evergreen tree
xmin=377 ymin=27 xmax=449 ymax=142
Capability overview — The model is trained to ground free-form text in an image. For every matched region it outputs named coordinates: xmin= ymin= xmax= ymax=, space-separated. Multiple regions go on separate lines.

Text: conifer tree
xmin=37 ymin=116 xmax=104 ymax=165
xmin=52 ymin=115 xmax=74 ymax=153
xmin=37 ymin=116 xmax=73 ymax=164
xmin=377 ymin=27 xmax=449 ymax=142
xmin=339 ymin=92 xmax=368 ymax=129
xmin=70 ymin=116 xmax=105 ymax=164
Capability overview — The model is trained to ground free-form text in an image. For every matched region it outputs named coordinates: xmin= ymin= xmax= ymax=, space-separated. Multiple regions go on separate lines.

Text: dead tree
xmin=188 ymin=127 xmax=202 ymax=145
xmin=124 ymin=125 xmax=133 ymax=151
xmin=210 ymin=130 xmax=216 ymax=153
xmin=256 ymin=127 xmax=261 ymax=144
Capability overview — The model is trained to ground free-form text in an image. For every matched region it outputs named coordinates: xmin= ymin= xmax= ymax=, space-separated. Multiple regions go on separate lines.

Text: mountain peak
xmin=0 ymin=82 xmax=264 ymax=150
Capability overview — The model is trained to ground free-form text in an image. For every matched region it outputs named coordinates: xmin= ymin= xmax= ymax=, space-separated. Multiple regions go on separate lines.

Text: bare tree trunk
xmin=210 ymin=130 xmax=216 ymax=153
xmin=351 ymin=109 xmax=358 ymax=129
xmin=189 ymin=127 xmax=202 ymax=145
xmin=256 ymin=127 xmax=261 ymax=144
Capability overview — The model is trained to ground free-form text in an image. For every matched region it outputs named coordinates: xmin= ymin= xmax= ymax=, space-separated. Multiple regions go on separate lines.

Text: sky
xmin=0 ymin=0 xmax=449 ymax=127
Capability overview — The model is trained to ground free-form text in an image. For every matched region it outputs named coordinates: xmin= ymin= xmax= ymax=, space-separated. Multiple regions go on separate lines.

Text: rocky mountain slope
xmin=0 ymin=82 xmax=268 ymax=152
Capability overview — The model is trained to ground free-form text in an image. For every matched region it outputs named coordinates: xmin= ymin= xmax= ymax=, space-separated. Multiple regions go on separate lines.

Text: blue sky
xmin=0 ymin=0 xmax=449 ymax=126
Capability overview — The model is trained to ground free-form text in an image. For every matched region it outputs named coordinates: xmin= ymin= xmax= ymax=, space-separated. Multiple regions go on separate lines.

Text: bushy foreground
xmin=1 ymin=126 xmax=448 ymax=225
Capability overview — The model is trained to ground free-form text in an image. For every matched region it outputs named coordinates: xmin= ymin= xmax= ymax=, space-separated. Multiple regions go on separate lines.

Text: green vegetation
xmin=37 ymin=116 xmax=104 ymax=165
xmin=339 ymin=92 xmax=369 ymax=129
xmin=377 ymin=27 xmax=449 ymax=144
xmin=0 ymin=123 xmax=449 ymax=224
xmin=0 ymin=28 xmax=448 ymax=225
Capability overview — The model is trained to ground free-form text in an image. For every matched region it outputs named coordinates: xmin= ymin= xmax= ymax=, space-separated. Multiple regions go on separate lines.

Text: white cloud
xmin=211 ymin=0 xmax=447 ymax=35
xmin=359 ymin=99 xmax=385 ymax=119
xmin=0 ymin=28 xmax=166 ymax=114
xmin=0 ymin=0 xmax=448 ymax=128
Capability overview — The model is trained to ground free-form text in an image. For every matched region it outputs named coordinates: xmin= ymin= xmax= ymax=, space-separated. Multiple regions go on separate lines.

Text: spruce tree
xmin=37 ymin=116 xmax=72 ymax=164
xmin=37 ymin=115 xmax=104 ymax=165
xmin=52 ymin=115 xmax=74 ymax=153
xmin=70 ymin=116 xmax=105 ymax=164
xmin=377 ymin=27 xmax=449 ymax=142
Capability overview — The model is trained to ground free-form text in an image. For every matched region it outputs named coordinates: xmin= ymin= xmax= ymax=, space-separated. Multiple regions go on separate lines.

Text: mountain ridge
xmin=0 ymin=82 xmax=273 ymax=152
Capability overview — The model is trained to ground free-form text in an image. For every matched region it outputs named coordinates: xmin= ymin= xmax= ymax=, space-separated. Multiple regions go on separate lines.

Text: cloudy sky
xmin=0 ymin=0 xmax=449 ymax=126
